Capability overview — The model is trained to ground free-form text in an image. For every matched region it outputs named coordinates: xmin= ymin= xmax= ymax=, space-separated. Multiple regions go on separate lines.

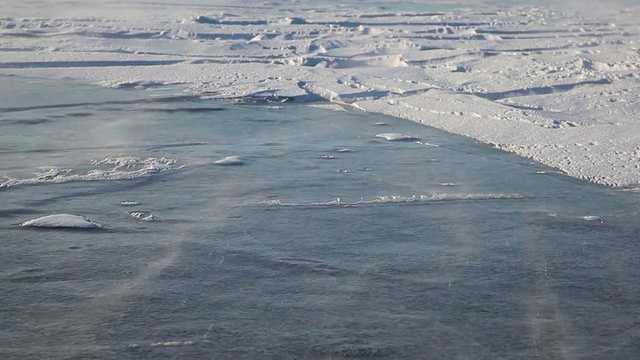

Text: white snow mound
xmin=20 ymin=214 xmax=106 ymax=229
xmin=214 ymin=156 xmax=244 ymax=165
xmin=375 ymin=133 xmax=419 ymax=141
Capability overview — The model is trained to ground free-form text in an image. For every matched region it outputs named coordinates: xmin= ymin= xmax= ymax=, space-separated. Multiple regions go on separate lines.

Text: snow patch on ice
xmin=20 ymin=214 xmax=106 ymax=229
xmin=582 ymin=215 xmax=603 ymax=222
xmin=129 ymin=211 xmax=156 ymax=221
xmin=279 ymin=17 xmax=307 ymax=25
xmin=375 ymin=133 xmax=420 ymax=141
xmin=439 ymin=182 xmax=458 ymax=186
xmin=264 ymin=193 xmax=524 ymax=208
xmin=214 ymin=156 xmax=244 ymax=165
xmin=149 ymin=340 xmax=196 ymax=347
xmin=0 ymin=156 xmax=182 ymax=189
xmin=334 ymin=148 xmax=354 ymax=153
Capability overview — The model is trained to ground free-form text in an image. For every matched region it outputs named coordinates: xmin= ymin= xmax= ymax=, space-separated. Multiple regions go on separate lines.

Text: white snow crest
xmin=375 ymin=133 xmax=420 ymax=141
xmin=214 ymin=156 xmax=244 ymax=165
xmin=20 ymin=214 xmax=107 ymax=229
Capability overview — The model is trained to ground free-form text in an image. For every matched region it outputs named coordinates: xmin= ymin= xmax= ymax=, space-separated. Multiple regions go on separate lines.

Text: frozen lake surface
xmin=2 ymin=76 xmax=640 ymax=359
xmin=2 ymin=0 xmax=639 ymax=187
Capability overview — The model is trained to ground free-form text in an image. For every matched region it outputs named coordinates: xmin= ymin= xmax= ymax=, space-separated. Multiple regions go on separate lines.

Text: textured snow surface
xmin=376 ymin=133 xmax=420 ymax=141
xmin=1 ymin=156 xmax=182 ymax=188
xmin=2 ymin=0 xmax=640 ymax=186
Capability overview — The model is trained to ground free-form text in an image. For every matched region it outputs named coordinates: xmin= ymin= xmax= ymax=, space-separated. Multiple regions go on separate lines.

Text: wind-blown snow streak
xmin=1 ymin=0 xmax=640 ymax=186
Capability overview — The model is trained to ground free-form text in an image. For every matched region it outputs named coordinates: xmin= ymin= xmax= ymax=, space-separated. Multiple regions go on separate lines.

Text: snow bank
xmin=2 ymin=0 xmax=640 ymax=186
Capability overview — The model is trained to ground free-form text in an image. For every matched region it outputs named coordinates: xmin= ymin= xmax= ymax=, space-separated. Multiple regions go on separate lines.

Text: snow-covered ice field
xmin=1 ymin=0 xmax=640 ymax=186
xmin=2 ymin=0 xmax=640 ymax=359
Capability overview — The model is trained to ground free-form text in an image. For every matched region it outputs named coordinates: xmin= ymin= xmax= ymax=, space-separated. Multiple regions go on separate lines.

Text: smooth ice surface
xmin=20 ymin=214 xmax=105 ymax=229
xmin=2 ymin=76 xmax=640 ymax=359
xmin=1 ymin=0 xmax=640 ymax=186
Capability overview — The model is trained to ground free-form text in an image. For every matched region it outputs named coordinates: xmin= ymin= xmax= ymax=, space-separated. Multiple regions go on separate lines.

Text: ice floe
xmin=316 ymin=155 xmax=336 ymax=159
